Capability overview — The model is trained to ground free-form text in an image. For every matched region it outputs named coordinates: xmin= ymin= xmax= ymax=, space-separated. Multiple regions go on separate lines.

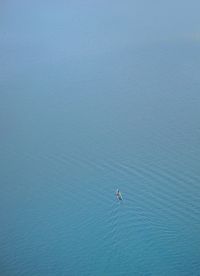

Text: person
xmin=116 ymin=189 xmax=122 ymax=200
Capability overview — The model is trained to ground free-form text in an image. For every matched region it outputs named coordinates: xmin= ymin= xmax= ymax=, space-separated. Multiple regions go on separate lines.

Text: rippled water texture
xmin=1 ymin=1 xmax=200 ymax=275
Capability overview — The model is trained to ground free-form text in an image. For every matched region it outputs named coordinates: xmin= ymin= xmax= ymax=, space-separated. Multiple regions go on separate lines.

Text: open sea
xmin=1 ymin=1 xmax=200 ymax=275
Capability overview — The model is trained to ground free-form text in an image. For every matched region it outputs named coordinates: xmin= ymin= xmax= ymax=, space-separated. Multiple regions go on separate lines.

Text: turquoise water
xmin=1 ymin=1 xmax=200 ymax=275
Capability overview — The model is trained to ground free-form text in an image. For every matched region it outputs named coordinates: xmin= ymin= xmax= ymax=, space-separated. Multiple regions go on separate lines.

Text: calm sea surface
xmin=1 ymin=1 xmax=200 ymax=275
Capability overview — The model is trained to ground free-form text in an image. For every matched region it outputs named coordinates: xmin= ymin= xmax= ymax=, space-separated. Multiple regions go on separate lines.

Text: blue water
xmin=1 ymin=1 xmax=200 ymax=275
